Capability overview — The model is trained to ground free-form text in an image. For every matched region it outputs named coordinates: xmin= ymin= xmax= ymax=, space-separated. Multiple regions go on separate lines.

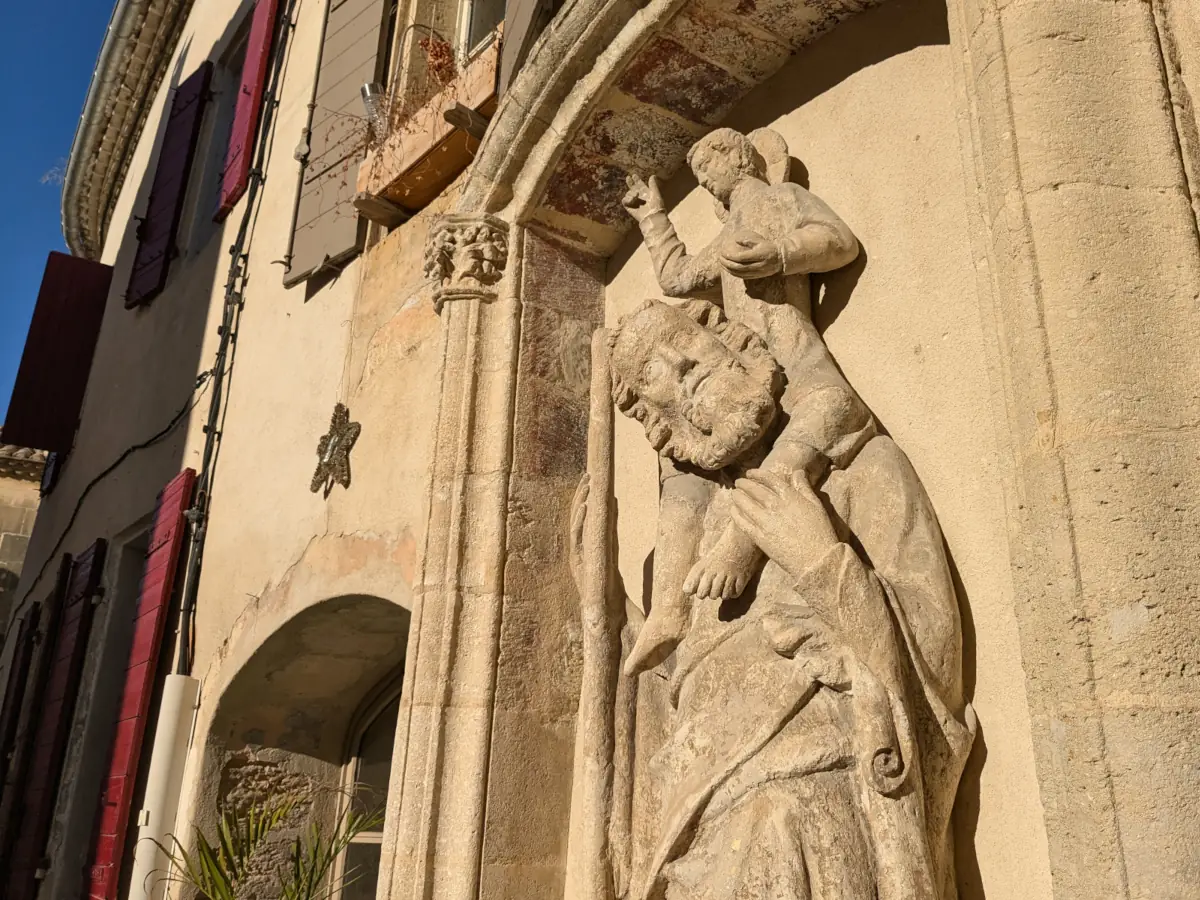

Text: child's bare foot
xmin=683 ymin=528 xmax=763 ymax=601
xmin=625 ymin=605 xmax=690 ymax=675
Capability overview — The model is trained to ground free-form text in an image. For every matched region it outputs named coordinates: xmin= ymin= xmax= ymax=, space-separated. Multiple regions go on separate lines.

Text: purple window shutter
xmin=0 ymin=607 xmax=41 ymax=791
xmin=2 ymin=252 xmax=112 ymax=453
xmin=215 ymin=0 xmax=280 ymax=221
xmin=125 ymin=63 xmax=214 ymax=308
xmin=0 ymin=555 xmax=72 ymax=878
xmin=7 ymin=541 xmax=108 ymax=900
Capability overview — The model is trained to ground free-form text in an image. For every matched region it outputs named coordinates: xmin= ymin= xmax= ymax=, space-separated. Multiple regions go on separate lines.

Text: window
xmin=456 ymin=0 xmax=504 ymax=62
xmin=178 ymin=25 xmax=251 ymax=252
xmin=284 ymin=0 xmax=392 ymax=286
xmin=86 ymin=470 xmax=196 ymax=900
xmin=339 ymin=686 xmax=401 ymax=899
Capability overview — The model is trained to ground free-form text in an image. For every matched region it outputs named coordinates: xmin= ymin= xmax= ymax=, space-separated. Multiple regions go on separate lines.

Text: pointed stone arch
xmin=460 ymin=0 xmax=887 ymax=254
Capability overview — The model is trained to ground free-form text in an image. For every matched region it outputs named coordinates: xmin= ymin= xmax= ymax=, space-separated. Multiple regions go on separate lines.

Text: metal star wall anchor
xmin=310 ymin=403 xmax=361 ymax=497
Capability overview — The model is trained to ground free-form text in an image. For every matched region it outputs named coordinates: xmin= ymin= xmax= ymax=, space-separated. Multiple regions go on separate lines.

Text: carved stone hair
xmin=686 ymin=128 xmax=767 ymax=181
xmin=607 ymin=298 xmax=783 ymax=454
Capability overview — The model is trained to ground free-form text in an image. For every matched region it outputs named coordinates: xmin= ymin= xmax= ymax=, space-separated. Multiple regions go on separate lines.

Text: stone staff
xmin=564 ymin=328 xmax=625 ymax=900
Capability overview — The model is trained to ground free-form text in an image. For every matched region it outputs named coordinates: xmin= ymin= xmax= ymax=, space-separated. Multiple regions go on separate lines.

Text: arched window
xmin=340 ymin=683 xmax=401 ymax=899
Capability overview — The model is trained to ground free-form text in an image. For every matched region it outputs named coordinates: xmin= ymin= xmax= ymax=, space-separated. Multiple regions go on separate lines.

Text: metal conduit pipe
xmin=103 ymin=0 xmax=299 ymax=880
xmin=124 ymin=674 xmax=200 ymax=900
xmin=173 ymin=0 xmax=300 ymax=677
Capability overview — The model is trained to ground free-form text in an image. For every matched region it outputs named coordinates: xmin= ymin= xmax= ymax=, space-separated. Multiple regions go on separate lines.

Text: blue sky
xmin=0 ymin=1 xmax=115 ymax=423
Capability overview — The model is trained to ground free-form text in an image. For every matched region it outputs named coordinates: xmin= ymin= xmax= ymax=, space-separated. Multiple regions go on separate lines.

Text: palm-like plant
xmin=155 ymin=792 xmax=383 ymax=900
xmin=280 ymin=804 xmax=384 ymax=900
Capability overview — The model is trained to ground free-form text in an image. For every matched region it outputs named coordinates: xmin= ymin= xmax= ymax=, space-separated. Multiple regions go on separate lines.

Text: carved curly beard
xmin=671 ymin=363 xmax=777 ymax=469
xmin=609 ymin=298 xmax=784 ymax=469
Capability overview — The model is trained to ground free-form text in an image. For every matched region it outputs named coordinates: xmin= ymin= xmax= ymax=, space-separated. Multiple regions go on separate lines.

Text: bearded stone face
xmin=610 ymin=301 xmax=781 ymax=470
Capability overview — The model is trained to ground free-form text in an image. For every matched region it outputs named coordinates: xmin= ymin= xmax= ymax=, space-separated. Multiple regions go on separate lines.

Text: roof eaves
xmin=61 ymin=0 xmax=195 ymax=260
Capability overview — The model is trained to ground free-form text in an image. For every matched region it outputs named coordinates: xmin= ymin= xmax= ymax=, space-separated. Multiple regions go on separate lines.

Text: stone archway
xmin=184 ymin=594 xmax=410 ymax=895
xmin=462 ymin=0 xmax=889 ymax=249
xmin=399 ymin=0 xmax=1200 ymax=887
xmin=207 ymin=594 xmax=410 ymax=762
xmin=401 ymin=1 xmax=959 ymax=899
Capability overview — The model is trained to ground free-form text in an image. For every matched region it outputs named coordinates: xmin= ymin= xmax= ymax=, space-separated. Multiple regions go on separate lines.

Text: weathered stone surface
xmin=617 ymin=37 xmax=750 ymax=126
xmin=21 ymin=0 xmax=1200 ymax=895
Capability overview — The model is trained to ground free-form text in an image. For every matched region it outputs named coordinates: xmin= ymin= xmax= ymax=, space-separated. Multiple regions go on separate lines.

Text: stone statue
xmin=567 ymin=129 xmax=976 ymax=900
xmin=618 ymin=128 xmax=874 ymax=675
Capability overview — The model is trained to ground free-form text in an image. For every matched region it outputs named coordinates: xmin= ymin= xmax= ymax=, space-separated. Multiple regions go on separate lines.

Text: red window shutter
xmin=8 ymin=540 xmax=107 ymax=900
xmin=0 ymin=606 xmax=41 ymax=790
xmin=2 ymin=252 xmax=112 ymax=453
xmin=86 ymin=470 xmax=194 ymax=900
xmin=125 ymin=63 xmax=214 ymax=309
xmin=215 ymin=0 xmax=280 ymax=221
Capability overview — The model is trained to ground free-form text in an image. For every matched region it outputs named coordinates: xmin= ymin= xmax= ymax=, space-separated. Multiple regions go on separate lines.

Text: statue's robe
xmin=631 ymin=175 xmax=975 ymax=900
xmin=638 ymin=434 xmax=974 ymax=897
xmin=633 ymin=436 xmax=975 ymax=900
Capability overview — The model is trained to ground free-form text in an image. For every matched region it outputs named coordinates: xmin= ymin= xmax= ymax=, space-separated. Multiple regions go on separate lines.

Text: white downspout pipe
xmin=125 ymin=674 xmax=200 ymax=900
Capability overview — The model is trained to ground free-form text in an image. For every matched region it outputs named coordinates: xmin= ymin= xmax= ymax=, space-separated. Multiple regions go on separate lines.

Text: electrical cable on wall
xmin=4 ymin=370 xmax=213 ymax=623
xmin=0 ymin=0 xmax=302 ymax=667
xmin=173 ymin=0 xmax=302 ymax=676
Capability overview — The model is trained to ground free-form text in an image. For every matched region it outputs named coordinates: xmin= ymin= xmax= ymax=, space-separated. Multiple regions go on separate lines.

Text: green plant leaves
xmin=154 ymin=788 xmax=383 ymax=900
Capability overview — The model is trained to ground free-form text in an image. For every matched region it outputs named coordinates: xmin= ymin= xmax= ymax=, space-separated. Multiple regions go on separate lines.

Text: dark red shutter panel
xmin=86 ymin=470 xmax=194 ymax=900
xmin=125 ymin=63 xmax=213 ymax=308
xmin=8 ymin=541 xmax=107 ymax=900
xmin=2 ymin=252 xmax=112 ymax=453
xmin=215 ymin=0 xmax=280 ymax=221
xmin=0 ymin=607 xmax=41 ymax=790
xmin=0 ymin=555 xmax=72 ymax=878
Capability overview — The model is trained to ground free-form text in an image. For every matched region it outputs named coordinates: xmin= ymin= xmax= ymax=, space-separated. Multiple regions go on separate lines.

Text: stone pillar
xmin=386 ymin=220 xmax=600 ymax=900
xmin=947 ymin=0 xmax=1200 ymax=895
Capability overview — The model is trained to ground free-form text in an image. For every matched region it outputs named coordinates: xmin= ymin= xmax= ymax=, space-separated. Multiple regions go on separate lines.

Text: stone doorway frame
xmin=391 ymin=0 xmax=1200 ymax=894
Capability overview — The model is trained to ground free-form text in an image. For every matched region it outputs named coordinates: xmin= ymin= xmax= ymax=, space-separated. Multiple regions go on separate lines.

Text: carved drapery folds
xmin=424 ymin=213 xmax=509 ymax=312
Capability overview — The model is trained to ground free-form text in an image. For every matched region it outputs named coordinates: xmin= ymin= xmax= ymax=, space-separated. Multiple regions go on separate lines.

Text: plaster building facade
xmin=0 ymin=0 xmax=1197 ymax=897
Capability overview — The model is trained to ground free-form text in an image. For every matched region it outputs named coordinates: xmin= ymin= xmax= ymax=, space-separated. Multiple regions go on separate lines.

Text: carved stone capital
xmin=424 ymin=214 xmax=509 ymax=312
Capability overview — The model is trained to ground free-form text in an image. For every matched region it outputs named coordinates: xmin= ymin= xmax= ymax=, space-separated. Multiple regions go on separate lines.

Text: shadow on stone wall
xmin=201 ymin=594 xmax=409 ymax=799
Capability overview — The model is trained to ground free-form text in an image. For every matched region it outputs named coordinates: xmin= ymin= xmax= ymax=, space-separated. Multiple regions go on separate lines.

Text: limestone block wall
xmin=950 ymin=0 xmax=1200 ymax=894
xmin=0 ymin=471 xmax=41 ymax=637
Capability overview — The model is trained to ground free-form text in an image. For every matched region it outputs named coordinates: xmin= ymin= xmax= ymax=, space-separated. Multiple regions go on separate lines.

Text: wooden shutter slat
xmin=125 ymin=64 xmax=214 ymax=308
xmin=2 ymin=253 xmax=112 ymax=453
xmin=0 ymin=608 xmax=41 ymax=791
xmin=285 ymin=0 xmax=386 ymax=286
xmin=8 ymin=542 xmax=107 ymax=900
xmin=85 ymin=469 xmax=195 ymax=900
xmin=500 ymin=0 xmax=552 ymax=93
xmin=216 ymin=0 xmax=281 ymax=221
